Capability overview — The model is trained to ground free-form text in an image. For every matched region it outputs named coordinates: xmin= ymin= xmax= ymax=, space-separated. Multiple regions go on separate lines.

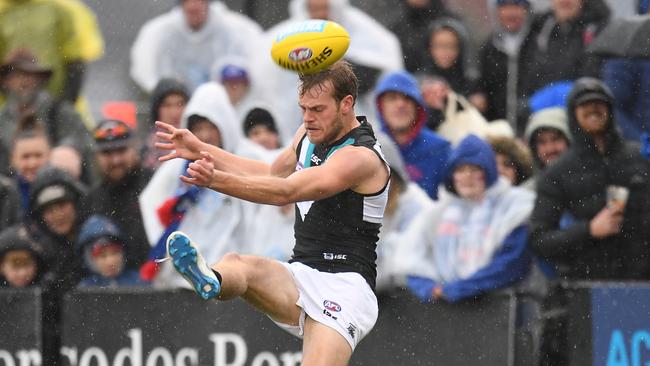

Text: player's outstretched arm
xmin=155 ymin=121 xmax=272 ymax=177
xmin=184 ymin=146 xmax=388 ymax=206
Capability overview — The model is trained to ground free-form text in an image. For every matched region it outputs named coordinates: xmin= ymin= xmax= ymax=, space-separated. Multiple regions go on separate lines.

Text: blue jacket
xmin=375 ymin=71 xmax=451 ymax=199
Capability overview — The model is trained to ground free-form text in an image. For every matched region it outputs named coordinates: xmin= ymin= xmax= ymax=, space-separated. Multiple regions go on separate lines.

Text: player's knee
xmin=220 ymin=252 xmax=242 ymax=264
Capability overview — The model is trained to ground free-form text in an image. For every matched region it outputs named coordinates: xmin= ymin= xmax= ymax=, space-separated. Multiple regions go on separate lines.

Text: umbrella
xmin=588 ymin=15 xmax=650 ymax=59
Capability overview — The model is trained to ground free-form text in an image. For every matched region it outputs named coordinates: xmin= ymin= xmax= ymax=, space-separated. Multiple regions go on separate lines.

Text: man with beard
xmin=85 ymin=120 xmax=153 ymax=270
xmin=0 ymin=50 xmax=94 ymax=184
xmin=530 ymin=78 xmax=650 ymax=365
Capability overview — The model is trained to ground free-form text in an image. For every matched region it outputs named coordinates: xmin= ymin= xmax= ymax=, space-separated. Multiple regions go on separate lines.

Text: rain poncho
xmin=263 ymin=0 xmax=403 ymax=142
xmin=139 ymin=82 xmax=263 ymax=289
xmin=392 ymin=135 xmax=534 ymax=302
xmin=130 ymin=1 xmax=263 ymax=93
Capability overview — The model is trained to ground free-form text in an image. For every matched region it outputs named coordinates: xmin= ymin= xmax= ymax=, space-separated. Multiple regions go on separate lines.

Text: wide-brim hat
xmin=0 ymin=49 xmax=53 ymax=81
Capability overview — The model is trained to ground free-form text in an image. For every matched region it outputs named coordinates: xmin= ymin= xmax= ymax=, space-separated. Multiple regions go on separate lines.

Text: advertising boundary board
xmin=0 ymin=288 xmax=42 ymax=365
xmin=566 ymin=282 xmax=650 ymax=366
xmin=60 ymin=288 xmax=516 ymax=366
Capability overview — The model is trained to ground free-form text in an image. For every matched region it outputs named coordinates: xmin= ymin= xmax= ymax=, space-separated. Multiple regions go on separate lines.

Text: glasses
xmin=94 ymin=122 xmax=130 ymax=140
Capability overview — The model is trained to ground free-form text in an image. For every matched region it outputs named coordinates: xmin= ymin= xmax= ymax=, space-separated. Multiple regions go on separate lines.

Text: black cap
xmin=574 ymin=91 xmax=611 ymax=106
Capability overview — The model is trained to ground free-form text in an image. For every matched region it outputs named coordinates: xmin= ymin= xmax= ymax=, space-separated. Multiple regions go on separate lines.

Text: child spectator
xmin=10 ymin=117 xmax=51 ymax=214
xmin=0 ymin=225 xmax=45 ymax=288
xmin=76 ymin=215 xmax=146 ymax=288
xmin=242 ymin=107 xmax=282 ymax=151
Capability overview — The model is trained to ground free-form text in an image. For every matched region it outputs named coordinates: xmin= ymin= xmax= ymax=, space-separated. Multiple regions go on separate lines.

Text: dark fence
xmin=2 ymin=284 xmax=648 ymax=365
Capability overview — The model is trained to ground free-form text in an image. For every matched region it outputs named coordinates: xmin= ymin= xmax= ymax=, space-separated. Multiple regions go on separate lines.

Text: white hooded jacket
xmin=130 ymin=1 xmax=263 ymax=93
xmin=139 ymin=82 xmax=264 ymax=289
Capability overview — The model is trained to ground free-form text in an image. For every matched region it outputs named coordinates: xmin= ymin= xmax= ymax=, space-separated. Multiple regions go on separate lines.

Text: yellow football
xmin=271 ymin=20 xmax=350 ymax=75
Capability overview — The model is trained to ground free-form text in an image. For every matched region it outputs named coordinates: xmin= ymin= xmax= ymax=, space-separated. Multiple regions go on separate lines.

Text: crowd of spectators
xmin=1 ymin=0 xmax=649 ymax=365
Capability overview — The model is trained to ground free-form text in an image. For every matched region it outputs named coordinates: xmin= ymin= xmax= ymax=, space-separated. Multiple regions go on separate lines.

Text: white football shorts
xmin=271 ymin=261 xmax=378 ymax=351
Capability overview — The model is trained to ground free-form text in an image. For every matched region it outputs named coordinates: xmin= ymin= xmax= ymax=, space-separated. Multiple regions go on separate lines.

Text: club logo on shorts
xmin=323 ymin=300 xmax=341 ymax=312
xmin=288 ymin=47 xmax=313 ymax=63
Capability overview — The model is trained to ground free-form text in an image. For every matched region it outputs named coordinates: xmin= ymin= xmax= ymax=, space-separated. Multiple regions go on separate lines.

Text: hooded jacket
xmin=424 ymin=17 xmax=478 ymax=96
xmin=0 ymin=225 xmax=47 ymax=287
xmin=76 ymin=215 xmax=145 ymax=287
xmin=375 ymin=71 xmax=451 ymax=199
xmin=149 ymin=78 xmax=190 ymax=124
xmin=393 ymin=135 xmax=533 ymax=303
xmin=530 ymin=78 xmax=650 ymax=280
xmin=524 ymin=107 xmax=572 ymax=170
xmin=139 ymin=82 xmax=262 ymax=289
xmin=28 ymin=167 xmax=86 ymax=292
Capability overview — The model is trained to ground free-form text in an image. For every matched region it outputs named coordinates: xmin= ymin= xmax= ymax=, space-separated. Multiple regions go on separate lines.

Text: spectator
xmin=130 ymin=0 xmax=263 ymax=93
xmin=488 ymin=135 xmax=534 ymax=187
xmin=242 ymin=106 xmax=283 ymax=151
xmin=530 ymin=77 xmax=650 ymax=280
xmin=0 ymin=51 xmax=94 ymax=184
xmin=522 ymin=0 xmax=610 ymax=96
xmin=374 ymin=133 xmax=433 ymax=292
xmin=139 ymin=82 xmax=261 ymax=287
xmin=390 ymin=0 xmax=450 ymax=73
xmin=76 ymin=215 xmax=146 ymax=288
xmin=523 ymin=107 xmax=572 ymax=188
xmin=29 ymin=166 xmax=85 ymax=291
xmin=0 ymin=225 xmax=46 ymax=288
xmin=393 ymin=134 xmax=534 ymax=303
xmin=28 ymin=167 xmax=86 ymax=366
xmin=0 ymin=176 xmax=21 ymax=231
xmin=86 ymin=120 xmax=153 ymax=270
xmin=0 ymin=0 xmax=88 ymax=103
xmin=143 ymin=78 xmax=190 ymax=169
xmin=374 ymin=71 xmax=451 ymax=200
xmin=10 ymin=118 xmax=51 ymax=214
xmin=265 ymin=0 xmax=403 ymax=141
xmin=424 ymin=17 xmax=479 ymax=99
xmin=477 ymin=0 xmax=535 ymax=131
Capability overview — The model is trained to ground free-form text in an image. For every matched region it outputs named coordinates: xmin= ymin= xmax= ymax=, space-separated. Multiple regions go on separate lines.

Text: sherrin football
xmin=271 ymin=20 xmax=350 ymax=75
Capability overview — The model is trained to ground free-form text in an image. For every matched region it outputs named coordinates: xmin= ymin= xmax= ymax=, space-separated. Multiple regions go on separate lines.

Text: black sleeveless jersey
xmin=290 ymin=117 xmax=389 ymax=290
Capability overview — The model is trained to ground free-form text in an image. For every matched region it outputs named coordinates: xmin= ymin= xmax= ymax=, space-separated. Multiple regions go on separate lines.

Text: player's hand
xmin=181 ymin=151 xmax=216 ymax=187
xmin=155 ymin=121 xmax=205 ymax=162
xmin=589 ymin=205 xmax=624 ymax=239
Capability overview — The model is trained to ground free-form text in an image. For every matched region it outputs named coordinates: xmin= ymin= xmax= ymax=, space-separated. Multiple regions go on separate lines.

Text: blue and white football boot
xmin=166 ymin=231 xmax=221 ymax=300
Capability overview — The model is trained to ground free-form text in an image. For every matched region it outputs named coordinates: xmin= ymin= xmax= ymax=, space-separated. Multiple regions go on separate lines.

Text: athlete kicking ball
xmin=156 ymin=61 xmax=389 ymax=366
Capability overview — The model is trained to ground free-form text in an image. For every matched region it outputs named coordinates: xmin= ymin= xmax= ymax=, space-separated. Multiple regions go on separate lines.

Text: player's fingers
xmin=179 ymin=175 xmax=198 ymax=185
xmin=155 ymin=131 xmax=174 ymax=142
xmin=158 ymin=152 xmax=178 ymax=162
xmin=154 ymin=141 xmax=175 ymax=150
xmin=155 ymin=121 xmax=175 ymax=133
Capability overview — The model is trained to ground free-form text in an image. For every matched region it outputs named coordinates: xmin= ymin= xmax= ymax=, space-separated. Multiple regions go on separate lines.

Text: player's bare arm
xmin=155 ymin=120 xmax=272 ymax=177
xmin=184 ymin=144 xmax=388 ymax=206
